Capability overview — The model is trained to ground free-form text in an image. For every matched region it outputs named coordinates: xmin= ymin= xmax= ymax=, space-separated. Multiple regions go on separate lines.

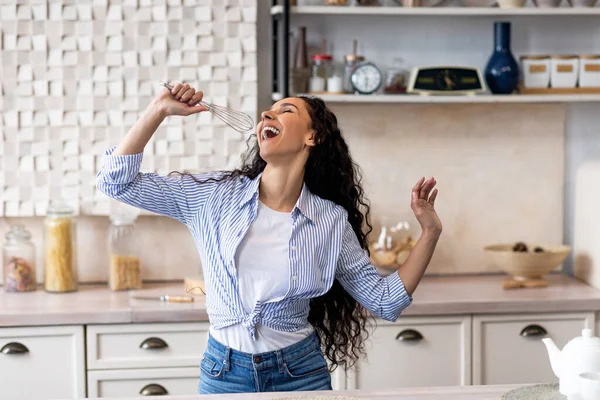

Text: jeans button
xmin=253 ymin=355 xmax=262 ymax=364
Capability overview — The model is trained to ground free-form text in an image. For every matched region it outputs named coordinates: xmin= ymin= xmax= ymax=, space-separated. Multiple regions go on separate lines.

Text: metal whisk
xmin=159 ymin=81 xmax=255 ymax=134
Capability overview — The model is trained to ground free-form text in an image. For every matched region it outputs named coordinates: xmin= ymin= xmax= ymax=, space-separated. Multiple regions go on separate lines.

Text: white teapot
xmin=542 ymin=328 xmax=600 ymax=399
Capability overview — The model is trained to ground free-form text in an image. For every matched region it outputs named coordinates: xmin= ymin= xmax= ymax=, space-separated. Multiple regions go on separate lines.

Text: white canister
xmin=521 ymin=55 xmax=550 ymax=88
xmin=550 ymin=55 xmax=579 ymax=88
xmin=578 ymin=55 xmax=600 ymax=88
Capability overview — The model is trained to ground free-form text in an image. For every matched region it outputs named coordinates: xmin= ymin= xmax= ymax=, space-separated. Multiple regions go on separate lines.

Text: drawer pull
xmin=140 ymin=337 xmax=168 ymax=350
xmin=395 ymin=329 xmax=423 ymax=342
xmin=520 ymin=324 xmax=548 ymax=337
xmin=140 ymin=383 xmax=168 ymax=396
xmin=1 ymin=342 xmax=29 ymax=355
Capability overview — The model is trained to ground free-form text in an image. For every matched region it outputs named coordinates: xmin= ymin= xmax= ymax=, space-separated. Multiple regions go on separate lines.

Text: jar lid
xmin=580 ymin=55 xmax=600 ymax=60
xmin=46 ymin=200 xmax=74 ymax=217
xmin=312 ymin=54 xmax=332 ymax=61
xmin=520 ymin=55 xmax=550 ymax=60
xmin=344 ymin=54 xmax=365 ymax=62
xmin=551 ymin=55 xmax=578 ymax=59
xmin=6 ymin=224 xmax=32 ymax=241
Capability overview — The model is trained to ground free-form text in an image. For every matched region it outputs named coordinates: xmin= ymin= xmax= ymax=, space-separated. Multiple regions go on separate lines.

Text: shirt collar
xmin=239 ymin=172 xmax=317 ymax=223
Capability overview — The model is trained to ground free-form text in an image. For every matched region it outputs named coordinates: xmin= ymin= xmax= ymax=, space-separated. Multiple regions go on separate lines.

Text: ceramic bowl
xmin=579 ymin=372 xmax=600 ymax=400
xmin=483 ymin=243 xmax=571 ymax=280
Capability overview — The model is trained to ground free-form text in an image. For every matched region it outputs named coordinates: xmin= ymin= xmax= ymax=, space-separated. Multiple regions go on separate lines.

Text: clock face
xmin=436 ymin=69 xmax=459 ymax=90
xmin=350 ymin=62 xmax=382 ymax=94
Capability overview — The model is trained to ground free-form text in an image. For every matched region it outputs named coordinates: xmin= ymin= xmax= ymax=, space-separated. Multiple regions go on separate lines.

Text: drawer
xmin=0 ymin=325 xmax=85 ymax=399
xmin=473 ymin=312 xmax=594 ymax=385
xmin=87 ymin=367 xmax=199 ymax=397
xmin=87 ymin=322 xmax=209 ymax=370
xmin=346 ymin=315 xmax=471 ymax=390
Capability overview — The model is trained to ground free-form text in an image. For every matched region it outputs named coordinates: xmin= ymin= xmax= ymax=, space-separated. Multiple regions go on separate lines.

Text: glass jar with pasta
xmin=3 ymin=225 xmax=37 ymax=293
xmin=108 ymin=208 xmax=142 ymax=291
xmin=44 ymin=201 xmax=78 ymax=292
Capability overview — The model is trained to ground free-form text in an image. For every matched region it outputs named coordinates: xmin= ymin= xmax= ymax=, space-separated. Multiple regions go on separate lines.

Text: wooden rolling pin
xmin=503 ymin=278 xmax=548 ymax=290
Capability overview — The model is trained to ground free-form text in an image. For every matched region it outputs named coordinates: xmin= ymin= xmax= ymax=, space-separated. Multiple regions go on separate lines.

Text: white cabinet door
xmin=473 ymin=312 xmax=594 ymax=385
xmin=0 ymin=325 xmax=85 ymax=399
xmin=87 ymin=368 xmax=199 ymax=398
xmin=347 ymin=315 xmax=471 ymax=390
xmin=87 ymin=322 xmax=209 ymax=370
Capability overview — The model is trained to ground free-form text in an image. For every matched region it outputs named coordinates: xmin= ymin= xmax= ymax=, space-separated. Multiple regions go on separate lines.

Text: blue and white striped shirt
xmin=96 ymin=146 xmax=413 ymax=339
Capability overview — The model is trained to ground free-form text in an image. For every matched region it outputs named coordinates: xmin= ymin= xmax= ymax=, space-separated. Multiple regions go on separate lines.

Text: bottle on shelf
xmin=290 ymin=26 xmax=310 ymax=95
xmin=309 ymin=39 xmax=334 ymax=94
xmin=343 ymin=39 xmax=365 ymax=93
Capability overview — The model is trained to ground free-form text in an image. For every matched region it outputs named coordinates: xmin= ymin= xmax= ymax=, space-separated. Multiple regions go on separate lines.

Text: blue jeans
xmin=198 ymin=332 xmax=333 ymax=394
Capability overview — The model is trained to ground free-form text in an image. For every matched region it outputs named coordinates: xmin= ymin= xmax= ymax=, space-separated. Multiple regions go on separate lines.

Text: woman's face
xmin=256 ymin=97 xmax=316 ymax=164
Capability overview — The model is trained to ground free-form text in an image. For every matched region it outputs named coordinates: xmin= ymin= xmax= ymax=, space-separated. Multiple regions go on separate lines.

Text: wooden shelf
xmin=271 ymin=92 xmax=600 ymax=103
xmin=271 ymin=5 xmax=600 ymax=16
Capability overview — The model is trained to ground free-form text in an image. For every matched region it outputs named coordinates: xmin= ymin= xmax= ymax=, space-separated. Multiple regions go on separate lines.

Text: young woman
xmin=96 ymin=83 xmax=442 ymax=394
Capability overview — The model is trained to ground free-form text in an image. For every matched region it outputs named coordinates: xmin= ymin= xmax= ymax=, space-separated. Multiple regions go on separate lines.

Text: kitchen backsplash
xmin=1 ymin=103 xmax=565 ymax=283
xmin=0 ymin=1 xmax=256 ymax=217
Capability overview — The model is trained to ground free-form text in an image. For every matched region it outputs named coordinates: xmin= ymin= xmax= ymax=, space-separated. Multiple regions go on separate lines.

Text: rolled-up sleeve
xmin=96 ymin=146 xmax=218 ymax=225
xmin=335 ymin=218 xmax=413 ymax=321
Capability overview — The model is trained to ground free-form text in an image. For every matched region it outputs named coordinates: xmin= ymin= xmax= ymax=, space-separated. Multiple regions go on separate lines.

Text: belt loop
xmin=223 ymin=346 xmax=231 ymax=371
xmin=276 ymin=350 xmax=285 ymax=373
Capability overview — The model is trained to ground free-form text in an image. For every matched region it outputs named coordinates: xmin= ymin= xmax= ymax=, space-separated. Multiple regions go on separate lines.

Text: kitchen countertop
xmin=79 ymin=384 xmax=526 ymax=400
xmin=2 ymin=273 xmax=600 ymax=327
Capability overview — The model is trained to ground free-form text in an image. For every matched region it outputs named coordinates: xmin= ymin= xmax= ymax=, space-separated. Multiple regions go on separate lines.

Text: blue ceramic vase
xmin=485 ymin=22 xmax=519 ymax=95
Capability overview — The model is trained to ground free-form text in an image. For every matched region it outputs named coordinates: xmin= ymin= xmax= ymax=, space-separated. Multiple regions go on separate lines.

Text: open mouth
xmin=261 ymin=126 xmax=280 ymax=140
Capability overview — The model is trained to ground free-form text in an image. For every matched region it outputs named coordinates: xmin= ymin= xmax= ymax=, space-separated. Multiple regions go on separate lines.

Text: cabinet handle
xmin=395 ymin=329 xmax=424 ymax=342
xmin=139 ymin=337 xmax=168 ymax=350
xmin=139 ymin=383 xmax=168 ymax=396
xmin=520 ymin=324 xmax=548 ymax=337
xmin=1 ymin=342 xmax=29 ymax=355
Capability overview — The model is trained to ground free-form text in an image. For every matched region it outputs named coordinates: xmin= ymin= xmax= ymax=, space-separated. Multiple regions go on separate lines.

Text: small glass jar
xmin=3 ymin=225 xmax=36 ymax=293
xmin=108 ymin=212 xmax=142 ymax=291
xmin=343 ymin=54 xmax=365 ymax=93
xmin=327 ymin=62 xmax=345 ymax=94
xmin=384 ymin=58 xmax=408 ymax=94
xmin=309 ymin=54 xmax=333 ymax=93
xmin=44 ymin=201 xmax=78 ymax=293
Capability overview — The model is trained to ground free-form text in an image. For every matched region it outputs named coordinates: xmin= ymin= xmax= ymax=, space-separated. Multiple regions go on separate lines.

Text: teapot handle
xmin=520 ymin=324 xmax=548 ymax=337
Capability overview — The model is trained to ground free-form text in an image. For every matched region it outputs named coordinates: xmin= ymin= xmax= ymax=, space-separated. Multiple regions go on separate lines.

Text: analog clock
xmin=350 ymin=61 xmax=383 ymax=95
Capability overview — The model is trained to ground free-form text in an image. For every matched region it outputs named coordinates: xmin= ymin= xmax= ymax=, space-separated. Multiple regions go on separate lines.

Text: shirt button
xmin=253 ymin=356 xmax=262 ymax=364
xmin=291 ymin=245 xmax=296 ymax=251
xmin=292 ymin=275 xmax=298 ymax=281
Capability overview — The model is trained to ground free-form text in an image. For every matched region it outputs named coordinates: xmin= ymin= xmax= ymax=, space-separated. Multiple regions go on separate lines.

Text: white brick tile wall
xmin=0 ymin=0 xmax=257 ymax=216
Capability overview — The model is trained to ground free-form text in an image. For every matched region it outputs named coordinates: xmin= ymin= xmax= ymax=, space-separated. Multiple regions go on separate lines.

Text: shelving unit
xmin=271 ymin=5 xmax=600 ymax=16
xmin=271 ymin=92 xmax=600 ymax=103
xmin=270 ymin=1 xmax=600 ymax=103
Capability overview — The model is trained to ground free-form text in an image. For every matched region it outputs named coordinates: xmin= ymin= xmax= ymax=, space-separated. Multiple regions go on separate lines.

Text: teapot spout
xmin=542 ymin=337 xmax=562 ymax=379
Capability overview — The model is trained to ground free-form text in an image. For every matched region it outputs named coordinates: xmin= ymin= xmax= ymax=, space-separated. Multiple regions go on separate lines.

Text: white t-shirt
xmin=210 ymin=201 xmax=314 ymax=353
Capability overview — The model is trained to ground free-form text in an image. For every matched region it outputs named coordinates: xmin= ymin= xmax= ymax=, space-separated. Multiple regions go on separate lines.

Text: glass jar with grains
xmin=3 ymin=225 xmax=37 ymax=293
xmin=108 ymin=210 xmax=142 ymax=291
xmin=44 ymin=201 xmax=78 ymax=292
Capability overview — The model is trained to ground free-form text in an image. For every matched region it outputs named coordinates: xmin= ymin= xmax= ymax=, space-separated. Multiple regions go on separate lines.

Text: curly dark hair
xmin=176 ymin=96 xmax=374 ymax=371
